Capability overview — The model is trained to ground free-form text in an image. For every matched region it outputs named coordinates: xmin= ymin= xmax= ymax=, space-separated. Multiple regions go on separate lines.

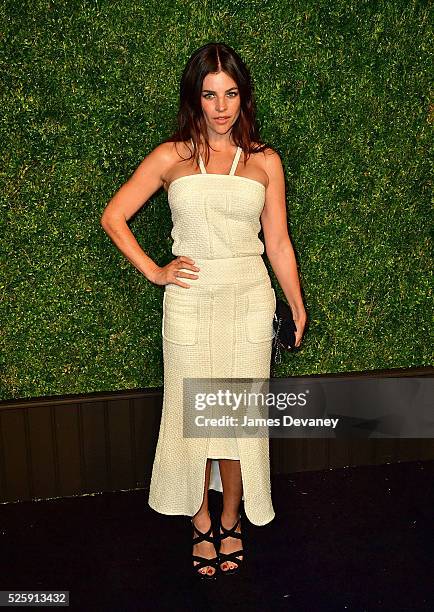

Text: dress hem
xmin=148 ymin=498 xmax=276 ymax=526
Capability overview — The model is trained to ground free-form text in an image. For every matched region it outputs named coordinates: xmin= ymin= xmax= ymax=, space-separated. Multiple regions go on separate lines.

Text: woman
xmin=100 ymin=42 xmax=306 ymax=579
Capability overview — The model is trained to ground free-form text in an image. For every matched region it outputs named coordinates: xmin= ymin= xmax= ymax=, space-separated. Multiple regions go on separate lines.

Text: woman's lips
xmin=214 ymin=117 xmax=230 ymax=123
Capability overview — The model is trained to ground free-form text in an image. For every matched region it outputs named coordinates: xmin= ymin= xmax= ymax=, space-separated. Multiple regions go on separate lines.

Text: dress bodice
xmin=167 ymin=140 xmax=266 ymax=259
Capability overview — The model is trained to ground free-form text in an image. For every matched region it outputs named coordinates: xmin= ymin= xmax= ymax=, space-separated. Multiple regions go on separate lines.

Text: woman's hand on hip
xmin=150 ymin=256 xmax=200 ymax=288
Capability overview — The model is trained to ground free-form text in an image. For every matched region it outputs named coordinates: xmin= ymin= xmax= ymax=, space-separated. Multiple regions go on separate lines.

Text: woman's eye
xmin=203 ymin=92 xmax=238 ymax=99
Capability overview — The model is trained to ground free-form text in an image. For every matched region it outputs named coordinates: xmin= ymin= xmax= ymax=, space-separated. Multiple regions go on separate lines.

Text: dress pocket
xmin=245 ymin=285 xmax=276 ymax=343
xmin=162 ymin=290 xmax=199 ymax=345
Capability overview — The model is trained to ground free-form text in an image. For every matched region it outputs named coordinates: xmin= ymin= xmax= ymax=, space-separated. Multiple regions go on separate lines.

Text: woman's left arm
xmin=260 ymin=148 xmax=307 ymax=347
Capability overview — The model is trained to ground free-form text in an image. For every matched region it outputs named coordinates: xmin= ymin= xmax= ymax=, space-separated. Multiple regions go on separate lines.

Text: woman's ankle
xmin=221 ymin=510 xmax=240 ymax=527
xmin=192 ymin=509 xmax=211 ymax=528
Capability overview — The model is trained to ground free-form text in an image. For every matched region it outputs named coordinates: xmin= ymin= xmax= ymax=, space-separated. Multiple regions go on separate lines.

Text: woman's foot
xmin=219 ymin=513 xmax=244 ymax=573
xmin=192 ymin=511 xmax=218 ymax=578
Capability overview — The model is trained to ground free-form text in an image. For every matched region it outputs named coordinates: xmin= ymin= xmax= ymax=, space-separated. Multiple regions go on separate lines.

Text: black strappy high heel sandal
xmin=218 ymin=514 xmax=244 ymax=575
xmin=191 ymin=517 xmax=219 ymax=580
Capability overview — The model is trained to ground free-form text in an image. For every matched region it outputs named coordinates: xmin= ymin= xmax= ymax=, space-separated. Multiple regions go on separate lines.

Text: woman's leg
xmin=192 ymin=458 xmax=216 ymax=576
xmin=219 ymin=459 xmax=243 ymax=571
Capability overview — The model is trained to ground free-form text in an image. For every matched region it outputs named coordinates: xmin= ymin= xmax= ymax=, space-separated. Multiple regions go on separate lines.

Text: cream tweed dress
xmin=148 ymin=140 xmax=276 ymax=526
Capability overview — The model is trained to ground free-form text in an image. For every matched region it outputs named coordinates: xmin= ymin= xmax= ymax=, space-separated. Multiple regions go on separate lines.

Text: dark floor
xmin=1 ymin=460 xmax=433 ymax=612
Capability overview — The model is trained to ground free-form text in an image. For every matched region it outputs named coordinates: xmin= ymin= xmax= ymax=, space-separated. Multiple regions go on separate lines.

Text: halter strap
xmin=191 ymin=138 xmax=241 ymax=176
xmin=229 ymin=146 xmax=242 ymax=175
xmin=198 ymin=151 xmax=207 ymax=174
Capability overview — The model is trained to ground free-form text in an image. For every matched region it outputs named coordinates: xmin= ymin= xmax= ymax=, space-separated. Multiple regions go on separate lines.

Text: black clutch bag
xmin=272 ymin=298 xmax=297 ymax=364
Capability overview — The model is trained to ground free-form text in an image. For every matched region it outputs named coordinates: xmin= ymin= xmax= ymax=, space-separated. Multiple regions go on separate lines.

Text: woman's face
xmin=200 ymin=71 xmax=241 ymax=137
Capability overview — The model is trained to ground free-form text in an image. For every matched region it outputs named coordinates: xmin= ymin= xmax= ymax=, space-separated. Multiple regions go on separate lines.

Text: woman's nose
xmin=215 ymin=99 xmax=227 ymax=111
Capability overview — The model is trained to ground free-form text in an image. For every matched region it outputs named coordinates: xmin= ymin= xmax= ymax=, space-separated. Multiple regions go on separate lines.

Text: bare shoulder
xmin=140 ymin=140 xmax=193 ymax=187
xmin=261 ymin=145 xmax=281 ymax=161
xmin=250 ymin=143 xmax=283 ymax=186
xmin=262 ymin=145 xmax=284 ymax=177
xmin=157 ymin=140 xmax=195 ymax=188
xmin=251 ymin=142 xmax=282 ymax=164
xmin=144 ymin=140 xmax=192 ymax=164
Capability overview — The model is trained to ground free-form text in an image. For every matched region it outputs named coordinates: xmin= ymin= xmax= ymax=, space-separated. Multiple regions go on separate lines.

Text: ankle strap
xmin=191 ymin=520 xmax=214 ymax=544
xmin=220 ymin=516 xmax=242 ymax=540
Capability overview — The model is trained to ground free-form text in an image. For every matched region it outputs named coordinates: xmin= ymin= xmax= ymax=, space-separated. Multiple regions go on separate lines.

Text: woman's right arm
xmin=100 ymin=142 xmax=200 ymax=288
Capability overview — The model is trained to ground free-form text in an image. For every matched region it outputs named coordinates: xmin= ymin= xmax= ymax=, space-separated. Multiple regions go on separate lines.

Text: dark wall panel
xmin=1 ymin=369 xmax=433 ymax=504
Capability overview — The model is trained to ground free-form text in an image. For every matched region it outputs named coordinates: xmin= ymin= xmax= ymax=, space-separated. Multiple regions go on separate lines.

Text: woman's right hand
xmin=150 ymin=256 xmax=200 ymax=288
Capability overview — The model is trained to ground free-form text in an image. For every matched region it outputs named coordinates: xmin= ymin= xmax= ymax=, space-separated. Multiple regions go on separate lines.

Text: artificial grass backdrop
xmin=1 ymin=0 xmax=432 ymax=400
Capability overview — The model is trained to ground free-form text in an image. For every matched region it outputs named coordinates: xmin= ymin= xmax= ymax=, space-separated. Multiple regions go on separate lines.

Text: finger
xmin=172 ymin=279 xmax=191 ymax=288
xmin=175 ymin=271 xmax=199 ymax=280
xmin=172 ymin=271 xmax=197 ymax=287
xmin=178 ymin=263 xmax=200 ymax=271
xmin=175 ymin=258 xmax=200 ymax=271
xmin=178 ymin=255 xmax=196 ymax=265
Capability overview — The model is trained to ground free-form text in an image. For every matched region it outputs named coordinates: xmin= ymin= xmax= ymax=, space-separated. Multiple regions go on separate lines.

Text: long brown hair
xmin=164 ymin=42 xmax=268 ymax=168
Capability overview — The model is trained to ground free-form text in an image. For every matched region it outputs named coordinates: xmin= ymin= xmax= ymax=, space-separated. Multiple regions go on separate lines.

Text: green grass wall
xmin=1 ymin=0 xmax=432 ymax=400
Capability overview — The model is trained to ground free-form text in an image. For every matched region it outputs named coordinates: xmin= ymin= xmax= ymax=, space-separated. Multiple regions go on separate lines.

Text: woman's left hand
xmin=292 ymin=310 xmax=307 ymax=348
